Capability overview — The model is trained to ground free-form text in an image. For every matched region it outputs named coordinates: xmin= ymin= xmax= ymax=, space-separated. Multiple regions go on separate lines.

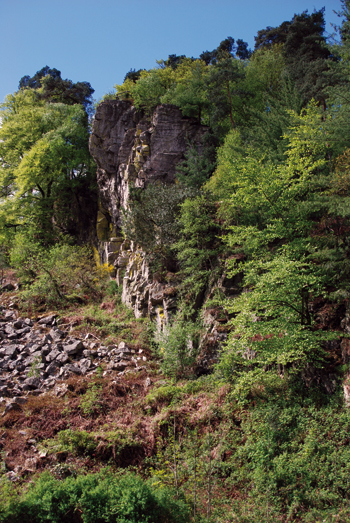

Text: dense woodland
xmin=1 ymin=3 xmax=350 ymax=522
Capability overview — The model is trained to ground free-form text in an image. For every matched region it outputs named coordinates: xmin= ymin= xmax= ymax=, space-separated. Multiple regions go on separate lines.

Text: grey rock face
xmin=89 ymin=100 xmax=207 ymax=325
xmin=90 ymin=100 xmax=206 ymax=238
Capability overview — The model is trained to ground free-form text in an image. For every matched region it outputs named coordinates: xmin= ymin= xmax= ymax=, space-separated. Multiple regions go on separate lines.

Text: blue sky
xmin=0 ymin=0 xmax=343 ymax=104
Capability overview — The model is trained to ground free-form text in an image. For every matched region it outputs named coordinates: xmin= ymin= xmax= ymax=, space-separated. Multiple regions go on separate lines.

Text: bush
xmin=154 ymin=320 xmax=200 ymax=379
xmin=0 ymin=470 xmax=190 ymax=523
xmin=122 ymin=182 xmax=195 ymax=270
xmin=227 ymin=385 xmax=350 ymax=519
xmin=57 ymin=429 xmax=97 ymax=455
xmin=79 ymin=383 xmax=103 ymax=416
xmin=10 ymin=236 xmax=111 ymax=308
xmin=145 ymin=384 xmax=182 ymax=406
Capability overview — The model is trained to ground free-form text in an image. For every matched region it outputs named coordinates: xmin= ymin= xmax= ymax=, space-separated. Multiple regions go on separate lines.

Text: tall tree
xmin=19 ymin=66 xmax=94 ymax=110
xmin=211 ymin=103 xmax=341 ymax=395
xmin=206 ymin=57 xmax=248 ymax=137
xmin=0 ymin=86 xmax=96 ymax=243
xmin=255 ymin=9 xmax=333 ymax=106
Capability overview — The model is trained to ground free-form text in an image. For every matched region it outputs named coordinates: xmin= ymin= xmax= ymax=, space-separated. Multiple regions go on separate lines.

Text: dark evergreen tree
xmin=164 ymin=54 xmax=188 ymax=69
xmin=123 ymin=68 xmax=144 ymax=83
xmin=18 ymin=66 xmax=94 ymax=110
xmin=236 ymin=38 xmax=252 ymax=60
xmin=199 ymin=49 xmax=215 ymax=65
xmin=19 ymin=66 xmax=61 ymax=89
xmin=176 ymin=132 xmax=218 ymax=189
xmin=216 ymin=37 xmax=236 ymax=60
xmin=200 ymin=37 xmax=251 ymax=65
xmin=207 ymin=57 xmax=248 ymax=136
xmin=254 ymin=9 xmax=333 ymax=106
xmin=254 ymin=21 xmax=291 ymax=49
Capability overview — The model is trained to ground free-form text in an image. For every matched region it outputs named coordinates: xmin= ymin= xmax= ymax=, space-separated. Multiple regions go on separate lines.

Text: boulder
xmin=49 ymin=328 xmax=65 ymax=342
xmin=46 ymin=361 xmax=60 ymax=376
xmin=0 ymin=386 xmax=8 ymax=396
xmin=21 ymin=377 xmax=41 ymax=391
xmin=5 ymin=345 xmax=19 ymax=358
xmin=63 ymin=340 xmax=84 ymax=356
xmin=56 ymin=352 xmax=69 ymax=365
xmin=64 ymin=364 xmax=82 ymax=375
xmin=79 ymin=358 xmax=93 ymax=374
xmin=46 ymin=349 xmax=61 ymax=362
xmin=37 ymin=314 xmax=57 ymax=326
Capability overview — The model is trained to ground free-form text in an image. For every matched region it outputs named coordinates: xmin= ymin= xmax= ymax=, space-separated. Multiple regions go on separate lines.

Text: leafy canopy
xmin=0 ymin=86 xmax=95 ymax=242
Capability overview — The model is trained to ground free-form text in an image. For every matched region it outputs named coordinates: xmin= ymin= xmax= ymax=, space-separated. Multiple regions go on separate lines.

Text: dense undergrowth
xmin=0 ymin=470 xmax=190 ymax=523
xmin=0 ymin=267 xmax=349 ymax=522
xmin=2 ymin=354 xmax=350 ymax=521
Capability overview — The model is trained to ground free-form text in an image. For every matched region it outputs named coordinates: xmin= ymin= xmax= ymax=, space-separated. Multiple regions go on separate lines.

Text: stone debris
xmin=5 ymin=471 xmax=19 ymax=481
xmin=37 ymin=314 xmax=57 ymax=326
xmin=0 ymin=305 xmax=146 ymax=408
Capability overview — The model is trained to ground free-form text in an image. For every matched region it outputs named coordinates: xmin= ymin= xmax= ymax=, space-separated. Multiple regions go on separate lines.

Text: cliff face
xmin=89 ymin=100 xmax=207 ymax=324
xmin=90 ymin=100 xmax=206 ymax=234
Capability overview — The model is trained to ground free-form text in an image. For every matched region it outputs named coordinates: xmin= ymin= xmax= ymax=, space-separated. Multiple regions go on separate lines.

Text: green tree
xmin=115 ymin=66 xmax=175 ymax=113
xmin=160 ymin=60 xmax=209 ymax=121
xmin=175 ymin=133 xmax=217 ymax=189
xmin=175 ymin=193 xmax=221 ymax=315
xmin=155 ymin=319 xmax=200 ymax=378
xmin=208 ymin=101 xmax=329 ymax=230
xmin=10 ymin=236 xmax=107 ymax=308
xmin=217 ymin=250 xmax=338 ymax=398
xmin=0 ymin=87 xmax=96 ymax=243
xmin=122 ymin=183 xmax=194 ymax=270
xmin=212 ymin=102 xmax=342 ymax=396
xmin=164 ymin=54 xmax=188 ymax=69
xmin=207 ymin=56 xmax=248 ymax=137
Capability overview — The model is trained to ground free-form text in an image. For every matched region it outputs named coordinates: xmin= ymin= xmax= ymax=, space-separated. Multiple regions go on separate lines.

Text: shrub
xmin=154 ymin=320 xmax=200 ymax=379
xmin=145 ymin=384 xmax=182 ymax=406
xmin=79 ymin=383 xmax=103 ymax=416
xmin=10 ymin=236 xmax=111 ymax=308
xmin=224 ymin=385 xmax=350 ymax=519
xmin=0 ymin=470 xmax=190 ymax=523
xmin=57 ymin=429 xmax=97 ymax=455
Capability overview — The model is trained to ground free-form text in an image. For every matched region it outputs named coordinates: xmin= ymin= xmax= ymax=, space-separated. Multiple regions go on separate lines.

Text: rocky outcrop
xmin=121 ymin=245 xmax=178 ymax=327
xmin=90 ymin=100 xmax=206 ymax=236
xmin=89 ymin=100 xmax=207 ymax=320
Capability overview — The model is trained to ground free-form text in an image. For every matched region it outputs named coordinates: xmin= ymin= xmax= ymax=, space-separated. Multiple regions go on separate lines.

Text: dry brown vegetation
xmin=0 ymin=365 xmax=231 ymax=485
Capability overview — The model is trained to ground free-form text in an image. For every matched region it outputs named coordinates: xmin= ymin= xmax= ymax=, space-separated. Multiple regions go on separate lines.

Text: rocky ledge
xmin=0 ymin=307 xmax=147 ymax=414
